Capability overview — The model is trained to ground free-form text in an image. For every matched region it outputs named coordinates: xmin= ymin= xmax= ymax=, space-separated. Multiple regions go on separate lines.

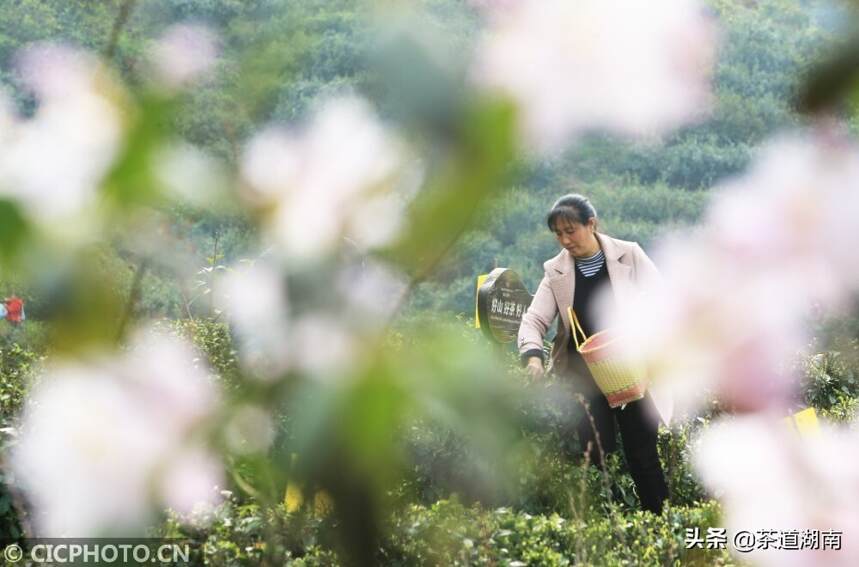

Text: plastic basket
xmin=568 ymin=306 xmax=647 ymax=408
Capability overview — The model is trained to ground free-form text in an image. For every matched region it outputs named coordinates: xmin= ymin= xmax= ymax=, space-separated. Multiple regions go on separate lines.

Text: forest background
xmin=0 ymin=0 xmax=844 ymax=318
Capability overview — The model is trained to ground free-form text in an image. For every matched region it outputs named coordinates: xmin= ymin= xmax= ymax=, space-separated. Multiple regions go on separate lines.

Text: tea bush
xmin=802 ymin=346 xmax=859 ymax=413
xmin=163 ymin=493 xmax=735 ymax=566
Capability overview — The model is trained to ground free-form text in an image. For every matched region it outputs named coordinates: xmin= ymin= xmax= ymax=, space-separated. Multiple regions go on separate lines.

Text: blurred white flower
xmin=705 ymin=136 xmax=859 ymax=307
xmin=149 ymin=24 xmax=219 ymax=89
xmin=348 ymin=191 xmax=407 ymax=250
xmin=694 ymin=415 xmax=859 ymax=566
xmin=10 ymin=329 xmax=222 ymax=536
xmin=336 ymin=257 xmax=409 ymax=330
xmin=609 ymin=235 xmax=804 ymax=415
xmin=153 ymin=142 xmax=229 ymax=207
xmin=160 ymin=447 xmax=224 ymax=519
xmin=215 ymin=258 xmax=291 ymax=379
xmin=225 ymin=404 xmax=276 ymax=454
xmin=608 ymin=135 xmax=859 ymax=415
xmin=125 ymin=329 xmax=222 ymax=432
xmin=240 ymin=96 xmax=412 ymax=260
xmin=0 ymin=44 xmax=124 ymax=224
xmin=292 ymin=314 xmax=359 ymax=380
xmin=240 ymin=128 xmax=300 ymax=203
xmin=472 ymin=0 xmax=715 ymax=153
xmin=11 ymin=366 xmax=163 ymax=537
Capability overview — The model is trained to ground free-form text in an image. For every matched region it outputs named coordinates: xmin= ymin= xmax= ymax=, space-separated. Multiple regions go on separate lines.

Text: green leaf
xmin=0 ymin=199 xmax=30 ymax=266
xmin=102 ymin=93 xmax=177 ymax=209
xmin=388 ymin=97 xmax=517 ymax=278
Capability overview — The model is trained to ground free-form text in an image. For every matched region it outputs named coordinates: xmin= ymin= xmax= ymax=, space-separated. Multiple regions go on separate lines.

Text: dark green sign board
xmin=476 ymin=268 xmax=534 ymax=344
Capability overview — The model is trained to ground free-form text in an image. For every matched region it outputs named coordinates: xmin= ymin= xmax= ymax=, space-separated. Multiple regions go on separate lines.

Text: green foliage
xmin=254 ymin=314 xmax=527 ymax=563
xmin=162 ymin=492 xmax=732 ymax=566
xmin=171 ymin=318 xmax=243 ymax=391
xmin=0 ymin=336 xmax=43 ymax=542
xmin=0 ymin=463 xmax=25 ymax=541
xmin=0 ymin=340 xmax=41 ymax=423
xmin=658 ymin=422 xmax=710 ymax=507
xmin=160 ymin=493 xmax=338 ymax=566
xmin=0 ymin=200 xmax=30 ymax=266
xmin=801 ymin=346 xmax=859 ymax=413
xmin=381 ymin=497 xmax=731 ymax=566
xmin=395 ymin=345 xmax=713 ymax=519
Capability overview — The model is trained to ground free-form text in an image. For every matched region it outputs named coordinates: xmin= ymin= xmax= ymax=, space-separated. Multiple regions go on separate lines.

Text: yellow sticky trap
xmin=314 ymin=490 xmax=334 ymax=517
xmin=284 ymin=482 xmax=304 ymax=513
xmin=475 ymin=274 xmax=489 ymax=328
xmin=784 ymin=407 xmax=820 ymax=436
xmin=793 ymin=407 xmax=820 ymax=435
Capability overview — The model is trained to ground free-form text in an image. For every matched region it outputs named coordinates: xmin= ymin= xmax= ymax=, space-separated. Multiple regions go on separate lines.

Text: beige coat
xmin=517 ymin=232 xmax=673 ymax=424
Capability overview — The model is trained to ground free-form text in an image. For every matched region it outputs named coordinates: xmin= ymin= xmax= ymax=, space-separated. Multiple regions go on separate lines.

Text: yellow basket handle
xmin=567 ymin=306 xmax=588 ymax=352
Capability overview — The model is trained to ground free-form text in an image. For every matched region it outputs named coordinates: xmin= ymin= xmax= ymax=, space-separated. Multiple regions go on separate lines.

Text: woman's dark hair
xmin=546 ymin=194 xmax=597 ymax=231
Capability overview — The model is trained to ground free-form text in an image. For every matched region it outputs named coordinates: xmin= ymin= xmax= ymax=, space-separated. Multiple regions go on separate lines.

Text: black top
xmin=571 ymin=258 xmax=610 ymax=340
xmin=564 ymin=259 xmax=612 ymax=366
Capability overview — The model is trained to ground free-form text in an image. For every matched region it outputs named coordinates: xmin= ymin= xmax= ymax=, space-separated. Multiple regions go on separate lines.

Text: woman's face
xmin=553 ymin=217 xmax=598 ymax=258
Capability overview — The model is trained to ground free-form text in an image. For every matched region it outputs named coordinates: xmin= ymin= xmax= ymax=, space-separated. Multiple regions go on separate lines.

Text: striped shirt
xmin=575 ymin=249 xmax=605 ymax=278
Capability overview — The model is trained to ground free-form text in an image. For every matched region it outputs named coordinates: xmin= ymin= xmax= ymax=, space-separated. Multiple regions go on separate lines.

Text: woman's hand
xmin=526 ymin=356 xmax=544 ymax=379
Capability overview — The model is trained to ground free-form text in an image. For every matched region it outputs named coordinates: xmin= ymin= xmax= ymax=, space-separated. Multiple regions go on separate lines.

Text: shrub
xmin=165 ymin=493 xmax=734 ymax=566
xmin=801 ymin=347 xmax=859 ymax=412
xmin=160 ymin=492 xmax=339 ymax=567
xmin=0 ymin=340 xmax=42 ymax=423
xmin=171 ymin=318 xmax=243 ymax=392
xmin=380 ymin=497 xmax=732 ymax=566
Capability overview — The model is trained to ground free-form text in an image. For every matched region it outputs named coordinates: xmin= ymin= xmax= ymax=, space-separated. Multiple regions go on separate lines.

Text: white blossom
xmin=153 ymin=142 xmax=229 ymax=207
xmin=240 ymin=96 xmax=411 ymax=260
xmin=160 ymin=448 xmax=224 ymax=519
xmin=336 ymin=257 xmax=409 ymax=330
xmin=292 ymin=314 xmax=359 ymax=379
xmin=10 ymin=329 xmax=223 ymax=536
xmin=225 ymin=404 xmax=276 ymax=454
xmin=149 ymin=24 xmax=219 ymax=89
xmin=0 ymin=45 xmax=124 ymax=225
xmin=215 ymin=258 xmax=291 ymax=379
xmin=472 ymin=0 xmax=716 ymax=153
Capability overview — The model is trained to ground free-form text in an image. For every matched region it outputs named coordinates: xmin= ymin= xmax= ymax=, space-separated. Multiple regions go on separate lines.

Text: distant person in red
xmin=3 ymin=296 xmax=25 ymax=325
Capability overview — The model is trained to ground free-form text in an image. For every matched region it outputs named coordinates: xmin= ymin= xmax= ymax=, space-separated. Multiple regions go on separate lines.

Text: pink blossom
xmin=160 ymin=448 xmax=224 ymax=519
xmin=472 ymin=0 xmax=716 ymax=153
xmin=694 ymin=415 xmax=859 ymax=566
xmin=149 ymin=24 xmax=219 ymax=89
xmin=607 ymin=134 xmax=859 ymax=415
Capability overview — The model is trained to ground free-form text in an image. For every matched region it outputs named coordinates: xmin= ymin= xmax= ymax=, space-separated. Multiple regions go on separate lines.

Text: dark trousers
xmin=576 ymin=392 xmax=669 ymax=514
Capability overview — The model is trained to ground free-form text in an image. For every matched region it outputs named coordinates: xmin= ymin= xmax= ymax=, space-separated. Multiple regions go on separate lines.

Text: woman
xmin=517 ymin=194 xmax=669 ymax=514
